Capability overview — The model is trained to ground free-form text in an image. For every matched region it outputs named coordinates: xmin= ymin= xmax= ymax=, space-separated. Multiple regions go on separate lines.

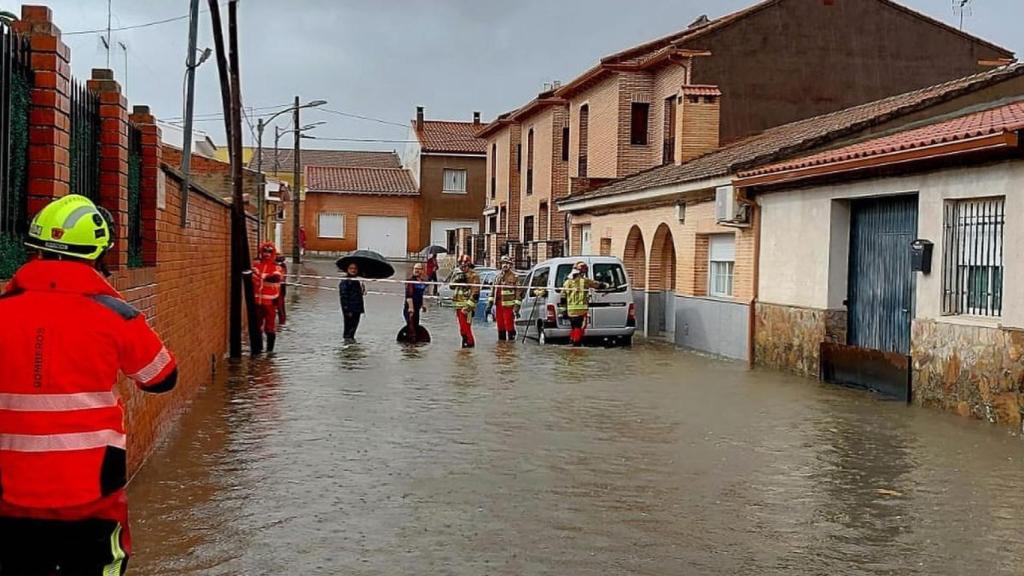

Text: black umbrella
xmin=419 ymin=245 xmax=448 ymax=257
xmin=335 ymin=250 xmax=395 ymax=279
xmin=396 ymin=324 xmax=431 ymax=344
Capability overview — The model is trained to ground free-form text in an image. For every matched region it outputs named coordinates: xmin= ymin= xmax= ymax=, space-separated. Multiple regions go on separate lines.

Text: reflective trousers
xmin=258 ymin=302 xmax=278 ymax=334
xmin=495 ymin=303 xmax=515 ymax=335
xmin=456 ymin=309 xmax=475 ymax=347
xmin=0 ymin=517 xmax=128 ymax=575
xmin=569 ymin=314 xmax=588 ymax=346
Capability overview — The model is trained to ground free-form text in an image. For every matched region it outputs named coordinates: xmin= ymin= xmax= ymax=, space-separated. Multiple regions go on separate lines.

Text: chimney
xmin=675 ymin=85 xmax=721 ymax=164
xmin=473 ymin=111 xmax=481 ymax=125
xmin=416 ymin=106 xmax=424 ymax=130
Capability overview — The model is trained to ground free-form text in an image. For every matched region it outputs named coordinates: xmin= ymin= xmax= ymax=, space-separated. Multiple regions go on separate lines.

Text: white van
xmin=516 ymin=256 xmax=637 ymax=345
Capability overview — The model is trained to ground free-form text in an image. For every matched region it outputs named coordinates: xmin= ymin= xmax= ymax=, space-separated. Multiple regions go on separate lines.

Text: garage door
xmin=430 ymin=219 xmax=479 ymax=247
xmin=358 ymin=216 xmax=408 ymax=257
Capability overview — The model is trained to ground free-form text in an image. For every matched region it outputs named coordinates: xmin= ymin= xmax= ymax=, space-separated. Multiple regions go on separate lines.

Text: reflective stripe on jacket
xmin=451 ymin=270 xmax=480 ymax=311
xmin=562 ymin=277 xmax=599 ymax=317
xmin=0 ymin=260 xmax=177 ymax=511
xmin=489 ymin=271 xmax=520 ymax=307
xmin=254 ymin=260 xmax=284 ymax=303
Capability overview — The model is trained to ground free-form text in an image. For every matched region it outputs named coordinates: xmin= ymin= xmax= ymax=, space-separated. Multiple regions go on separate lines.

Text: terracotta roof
xmin=248 ymin=149 xmax=401 ymax=171
xmin=414 ymin=120 xmax=487 ymax=155
xmin=561 ymin=63 xmax=1024 ymax=205
xmin=738 ymin=100 xmax=1024 ymax=180
xmin=681 ymin=85 xmax=722 ymax=97
xmin=305 ymin=165 xmax=418 ymax=196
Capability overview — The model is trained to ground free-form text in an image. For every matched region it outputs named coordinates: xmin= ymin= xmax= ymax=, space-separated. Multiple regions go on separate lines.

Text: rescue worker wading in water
xmin=561 ymin=261 xmax=609 ymax=347
xmin=487 ymin=256 xmax=521 ymax=341
xmin=450 ymin=254 xmax=481 ymax=348
xmin=252 ymin=242 xmax=286 ymax=353
xmin=0 ymin=194 xmax=178 ymax=575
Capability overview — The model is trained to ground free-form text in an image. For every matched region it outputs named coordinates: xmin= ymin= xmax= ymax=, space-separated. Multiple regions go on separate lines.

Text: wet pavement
xmin=128 ymin=259 xmax=1024 ymax=575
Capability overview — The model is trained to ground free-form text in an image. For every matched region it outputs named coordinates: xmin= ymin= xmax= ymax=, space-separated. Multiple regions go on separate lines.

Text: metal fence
xmin=127 ymin=122 xmax=143 ymax=268
xmin=69 ymin=79 xmax=100 ymax=203
xmin=0 ymin=22 xmax=32 ymax=278
xmin=942 ymin=197 xmax=1005 ymax=317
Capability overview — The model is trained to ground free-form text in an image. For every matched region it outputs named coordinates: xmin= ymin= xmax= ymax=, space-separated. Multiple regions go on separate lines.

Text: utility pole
xmin=228 ymin=0 xmax=263 ymax=355
xmin=292 ymin=95 xmax=301 ymax=265
xmin=180 ymin=0 xmax=201 ymax=228
xmin=256 ymin=117 xmax=264 ymax=245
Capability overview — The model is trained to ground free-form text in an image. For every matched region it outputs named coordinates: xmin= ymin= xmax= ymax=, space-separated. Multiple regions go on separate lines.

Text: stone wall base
xmin=754 ymin=302 xmax=847 ymax=377
xmin=912 ymin=319 xmax=1024 ymax=429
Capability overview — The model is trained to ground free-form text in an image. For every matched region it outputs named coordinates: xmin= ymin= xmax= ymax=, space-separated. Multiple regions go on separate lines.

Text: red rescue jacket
xmin=0 ymin=259 xmax=177 ymax=516
xmin=254 ymin=251 xmax=285 ymax=305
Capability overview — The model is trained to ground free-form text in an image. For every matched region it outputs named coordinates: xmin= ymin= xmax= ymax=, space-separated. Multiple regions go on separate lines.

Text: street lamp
xmin=253 ymin=99 xmax=326 ymax=247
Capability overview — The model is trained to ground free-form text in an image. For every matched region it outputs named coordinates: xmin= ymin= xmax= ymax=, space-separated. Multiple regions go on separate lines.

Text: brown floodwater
xmin=127 ymin=260 xmax=1024 ymax=575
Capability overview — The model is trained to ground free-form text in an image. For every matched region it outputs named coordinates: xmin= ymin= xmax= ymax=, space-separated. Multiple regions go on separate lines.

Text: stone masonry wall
xmin=912 ymin=319 xmax=1024 ymax=429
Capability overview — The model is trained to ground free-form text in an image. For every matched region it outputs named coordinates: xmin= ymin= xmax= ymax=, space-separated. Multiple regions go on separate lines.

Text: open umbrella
xmin=396 ymin=324 xmax=431 ymax=344
xmin=419 ymin=245 xmax=448 ymax=257
xmin=336 ymin=250 xmax=395 ymax=279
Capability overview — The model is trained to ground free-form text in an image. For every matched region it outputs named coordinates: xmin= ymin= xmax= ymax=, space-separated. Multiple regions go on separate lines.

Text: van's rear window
xmin=593 ymin=264 xmax=627 ymax=289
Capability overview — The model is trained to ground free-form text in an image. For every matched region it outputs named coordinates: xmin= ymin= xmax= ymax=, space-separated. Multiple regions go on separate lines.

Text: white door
xmin=274 ymin=222 xmax=283 ymax=252
xmin=431 ymin=219 xmax=479 ymax=248
xmin=580 ymin=224 xmax=593 ymax=255
xmin=358 ymin=216 xmax=408 ymax=257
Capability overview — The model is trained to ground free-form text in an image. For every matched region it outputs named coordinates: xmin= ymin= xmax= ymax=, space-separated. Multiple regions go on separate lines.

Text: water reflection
xmin=128 ymin=260 xmax=1024 ymax=576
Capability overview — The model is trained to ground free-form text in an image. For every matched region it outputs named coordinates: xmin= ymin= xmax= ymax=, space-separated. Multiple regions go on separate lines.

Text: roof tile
xmin=415 ymin=120 xmax=487 ymax=154
xmin=742 ymin=100 xmax=1024 ymax=177
xmin=305 ymin=165 xmax=419 ymax=196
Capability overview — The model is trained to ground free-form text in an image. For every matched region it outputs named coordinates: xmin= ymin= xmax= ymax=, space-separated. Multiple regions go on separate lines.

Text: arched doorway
xmin=623 ymin=226 xmax=648 ymax=336
xmin=649 ymin=223 xmax=677 ymax=337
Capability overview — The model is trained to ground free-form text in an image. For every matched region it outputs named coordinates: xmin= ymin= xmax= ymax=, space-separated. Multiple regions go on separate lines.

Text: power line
xmin=317 ymin=108 xmax=409 ymax=129
xmin=163 ymin=103 xmax=291 ymax=122
xmin=64 ymin=2 xmax=228 ymax=36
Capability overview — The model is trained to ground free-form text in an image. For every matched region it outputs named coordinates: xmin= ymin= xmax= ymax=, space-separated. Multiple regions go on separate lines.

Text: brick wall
xmin=677 ymin=88 xmax=721 ymax=163
xmin=303 ymin=192 xmax=421 ymax=254
xmin=567 ymin=196 xmax=755 ymax=302
xmin=569 ymin=74 xmax=619 ymax=179
xmin=617 ymin=72 xmax=655 ymax=177
xmin=651 ymin=63 xmax=689 ymax=167
xmin=3 ymin=6 xmax=241 ymax=476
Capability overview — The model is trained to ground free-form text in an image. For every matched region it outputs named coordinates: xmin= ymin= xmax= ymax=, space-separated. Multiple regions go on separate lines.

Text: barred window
xmin=942 ymin=197 xmax=1004 ymax=317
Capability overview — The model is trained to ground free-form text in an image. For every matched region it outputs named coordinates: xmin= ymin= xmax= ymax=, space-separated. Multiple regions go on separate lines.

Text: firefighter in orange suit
xmin=0 ymin=194 xmax=177 ymax=574
xmin=252 ymin=242 xmax=286 ymax=353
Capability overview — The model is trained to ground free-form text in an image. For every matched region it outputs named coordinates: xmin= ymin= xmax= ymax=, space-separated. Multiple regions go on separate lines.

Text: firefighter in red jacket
xmin=252 ymin=242 xmax=286 ymax=352
xmin=0 ymin=194 xmax=177 ymax=574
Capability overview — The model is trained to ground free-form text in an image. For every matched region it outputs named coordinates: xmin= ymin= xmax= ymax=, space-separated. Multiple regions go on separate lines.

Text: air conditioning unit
xmin=715 ymin=185 xmax=736 ymax=222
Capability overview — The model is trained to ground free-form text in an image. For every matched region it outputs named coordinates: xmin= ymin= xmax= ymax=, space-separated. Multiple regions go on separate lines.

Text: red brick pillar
xmin=14 ymin=6 xmax=71 ymax=215
xmin=87 ymin=69 xmax=128 ymax=270
xmin=129 ymin=105 xmax=161 ymax=267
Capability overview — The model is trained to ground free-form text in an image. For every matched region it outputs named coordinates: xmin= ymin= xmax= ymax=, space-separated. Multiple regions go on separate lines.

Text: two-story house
xmin=478 ymin=90 xmax=571 ymax=267
xmin=555 ymin=0 xmax=1013 ymax=360
xmin=404 ymin=107 xmax=488 ymax=252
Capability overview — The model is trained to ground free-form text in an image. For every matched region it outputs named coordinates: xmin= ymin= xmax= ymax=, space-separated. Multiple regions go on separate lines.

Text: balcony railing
xmin=526 ymin=169 xmax=533 ymax=195
xmin=490 ymin=176 xmax=496 ymax=199
xmin=578 ymin=154 xmax=588 ymax=177
xmin=662 ymin=137 xmax=675 ymax=165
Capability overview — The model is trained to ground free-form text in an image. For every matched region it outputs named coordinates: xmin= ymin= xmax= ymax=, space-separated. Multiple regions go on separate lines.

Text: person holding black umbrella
xmin=339 ymin=262 xmax=366 ymax=341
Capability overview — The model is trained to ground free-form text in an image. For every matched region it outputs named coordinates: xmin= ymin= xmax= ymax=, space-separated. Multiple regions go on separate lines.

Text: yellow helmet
xmin=25 ymin=194 xmax=114 ymax=261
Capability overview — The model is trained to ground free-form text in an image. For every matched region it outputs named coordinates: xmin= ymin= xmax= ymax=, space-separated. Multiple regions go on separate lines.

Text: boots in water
xmin=266 ymin=333 xmax=277 ymax=353
xmin=498 ymin=331 xmax=507 ymax=341
xmin=508 ymin=331 xmax=517 ymax=341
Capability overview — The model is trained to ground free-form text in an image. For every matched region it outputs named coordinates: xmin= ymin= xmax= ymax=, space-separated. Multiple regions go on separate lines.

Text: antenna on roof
xmin=953 ymin=0 xmax=974 ymax=31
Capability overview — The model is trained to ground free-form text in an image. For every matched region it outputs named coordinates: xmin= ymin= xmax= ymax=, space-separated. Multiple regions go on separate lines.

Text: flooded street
xmin=128 ymin=260 xmax=1024 ymax=575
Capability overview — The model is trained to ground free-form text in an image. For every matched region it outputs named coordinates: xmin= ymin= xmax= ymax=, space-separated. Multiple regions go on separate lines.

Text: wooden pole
xmin=207 ymin=0 xmax=241 ymax=358
xmin=228 ymin=0 xmax=263 ymax=355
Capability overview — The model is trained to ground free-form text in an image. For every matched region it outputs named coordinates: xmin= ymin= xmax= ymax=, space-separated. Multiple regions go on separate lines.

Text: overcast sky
xmin=22 ymin=0 xmax=1024 ymax=153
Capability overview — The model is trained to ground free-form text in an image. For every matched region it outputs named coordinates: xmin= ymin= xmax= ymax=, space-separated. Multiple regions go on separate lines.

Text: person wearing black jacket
xmin=339 ymin=263 xmax=366 ymax=340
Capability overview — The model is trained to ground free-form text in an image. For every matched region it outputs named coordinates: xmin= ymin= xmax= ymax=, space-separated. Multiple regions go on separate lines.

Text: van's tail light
xmin=627 ymin=303 xmax=636 ymax=327
xmin=546 ymin=304 xmax=557 ymax=323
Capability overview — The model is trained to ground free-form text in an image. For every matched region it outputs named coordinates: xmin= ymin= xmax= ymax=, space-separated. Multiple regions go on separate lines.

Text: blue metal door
xmin=848 ymin=196 xmax=918 ymax=355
